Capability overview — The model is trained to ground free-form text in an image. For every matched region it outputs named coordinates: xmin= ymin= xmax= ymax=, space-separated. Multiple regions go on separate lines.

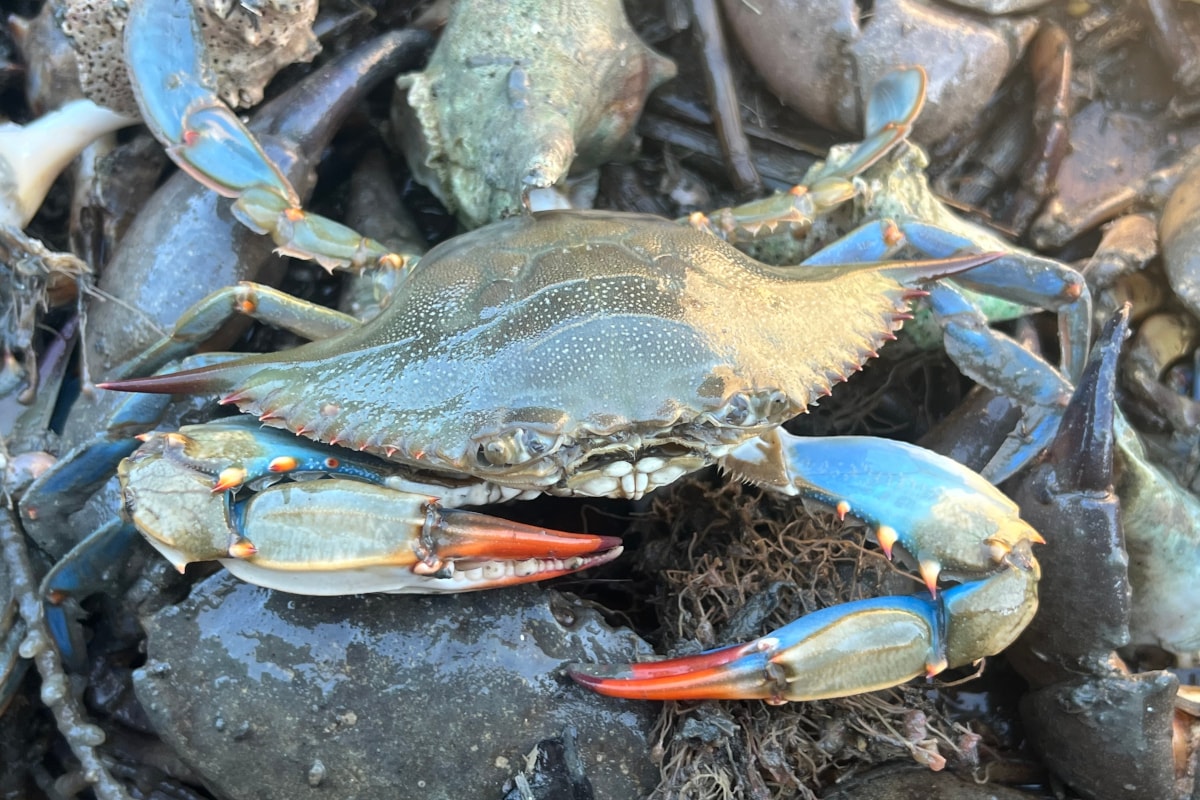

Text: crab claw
xmin=573 ymin=429 xmax=1043 ymax=703
xmin=213 ymin=481 xmax=625 ymax=595
xmin=119 ymin=430 xmax=623 ymax=596
xmin=570 ymin=558 xmax=1041 ymax=703
xmin=570 ymin=595 xmax=948 ymax=703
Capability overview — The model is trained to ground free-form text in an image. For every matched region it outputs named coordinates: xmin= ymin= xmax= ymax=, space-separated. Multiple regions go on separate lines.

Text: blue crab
xmin=104 ymin=209 xmax=1044 ymax=703
xmin=38 ymin=0 xmax=1086 ymax=705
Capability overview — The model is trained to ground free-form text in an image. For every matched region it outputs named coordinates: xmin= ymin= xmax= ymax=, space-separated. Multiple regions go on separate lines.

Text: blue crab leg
xmin=924 ymin=281 xmax=1073 ymax=483
xmin=125 ymin=0 xmax=295 ymax=205
xmin=124 ymin=0 xmax=412 ymax=272
xmin=134 ymin=417 xmax=402 ymax=493
xmin=571 ymin=595 xmax=948 ymax=702
xmin=800 ymin=218 xmax=1090 ymax=381
xmin=786 ymin=218 xmax=905 ymax=264
xmin=116 ymin=281 xmax=363 ymax=382
xmin=20 ymin=353 xmax=247 ymax=558
xmin=686 ymin=67 xmax=926 ymax=242
xmin=836 ymin=66 xmax=927 ymax=179
xmin=217 ymin=479 xmax=624 ymax=595
xmin=571 ymin=431 xmax=1041 ymax=702
xmin=901 ymin=220 xmax=1091 ymax=382
xmin=40 ymin=521 xmax=142 ymax=673
xmin=798 ymin=218 xmax=1087 ymax=480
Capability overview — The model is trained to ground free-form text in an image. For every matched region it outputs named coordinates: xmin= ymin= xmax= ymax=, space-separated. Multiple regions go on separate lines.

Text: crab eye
xmin=481 ymin=438 xmax=517 ymax=467
xmin=477 ymin=428 xmax=558 ymax=468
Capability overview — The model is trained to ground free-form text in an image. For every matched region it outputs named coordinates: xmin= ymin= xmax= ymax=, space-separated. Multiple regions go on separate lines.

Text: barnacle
xmin=59 ymin=0 xmax=320 ymax=114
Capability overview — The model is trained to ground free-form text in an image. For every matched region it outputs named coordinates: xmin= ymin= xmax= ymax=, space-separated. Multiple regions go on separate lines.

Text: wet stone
xmin=1020 ymin=671 xmax=1179 ymax=800
xmin=133 ymin=575 xmax=658 ymax=800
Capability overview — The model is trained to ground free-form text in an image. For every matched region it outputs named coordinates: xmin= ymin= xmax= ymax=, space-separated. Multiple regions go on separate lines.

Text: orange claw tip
xmin=567 ymin=644 xmax=772 ymax=701
xmin=227 ymin=537 xmax=258 ymax=559
xmin=212 ymin=466 xmax=247 ymax=492
xmin=594 ymin=641 xmax=755 ymax=680
xmin=432 ymin=508 xmax=623 ymax=561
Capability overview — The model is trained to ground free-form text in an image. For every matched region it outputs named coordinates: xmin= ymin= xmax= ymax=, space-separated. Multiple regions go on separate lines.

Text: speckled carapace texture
xmin=137 ymin=210 xmax=940 ymax=490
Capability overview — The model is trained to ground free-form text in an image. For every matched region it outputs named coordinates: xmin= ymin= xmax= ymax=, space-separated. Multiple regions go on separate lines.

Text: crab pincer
xmin=212 ymin=479 xmax=625 ymax=594
xmin=119 ymin=420 xmax=622 ymax=595
xmin=570 ymin=432 xmax=1042 ymax=703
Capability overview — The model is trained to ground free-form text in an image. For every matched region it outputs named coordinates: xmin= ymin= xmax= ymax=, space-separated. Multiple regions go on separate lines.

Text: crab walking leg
xmin=40 ymin=521 xmax=142 ymax=673
xmin=795 ymin=220 xmax=1086 ymax=481
xmin=115 ymin=281 xmax=365 ymax=382
xmin=686 ymin=67 xmax=926 ymax=243
xmin=121 ymin=421 xmax=622 ymax=594
xmin=800 ymin=219 xmax=1090 ymax=383
xmin=924 ymin=282 xmax=1075 ymax=483
xmin=900 ymin=221 xmax=1091 ymax=384
xmin=125 ymin=0 xmax=407 ymax=272
xmin=571 ymin=431 xmax=1041 ymax=702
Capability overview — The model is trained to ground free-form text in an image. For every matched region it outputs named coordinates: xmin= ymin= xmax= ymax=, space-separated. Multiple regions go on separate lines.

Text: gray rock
xmin=822 ymin=763 xmax=1040 ymax=799
xmin=134 ymin=575 xmax=658 ymax=800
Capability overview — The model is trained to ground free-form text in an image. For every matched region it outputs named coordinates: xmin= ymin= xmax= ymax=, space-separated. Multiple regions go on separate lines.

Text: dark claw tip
xmin=1048 ymin=304 xmax=1130 ymax=490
